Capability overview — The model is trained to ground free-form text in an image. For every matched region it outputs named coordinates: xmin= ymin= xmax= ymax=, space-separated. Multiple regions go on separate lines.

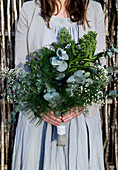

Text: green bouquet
xmin=1 ymin=27 xmax=117 ymax=146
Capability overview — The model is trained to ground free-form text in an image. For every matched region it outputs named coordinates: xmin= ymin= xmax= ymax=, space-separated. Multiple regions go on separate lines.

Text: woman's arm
xmin=15 ymin=3 xmax=62 ymax=126
xmin=95 ymin=3 xmax=107 ymax=67
xmin=15 ymin=3 xmax=28 ymax=67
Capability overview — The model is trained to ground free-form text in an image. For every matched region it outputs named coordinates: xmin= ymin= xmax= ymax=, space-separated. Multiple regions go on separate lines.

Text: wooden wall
xmin=0 ymin=0 xmax=118 ymax=169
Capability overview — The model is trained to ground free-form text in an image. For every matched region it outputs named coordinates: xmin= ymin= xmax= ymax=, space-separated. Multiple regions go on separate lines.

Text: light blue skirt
xmin=11 ymin=109 xmax=104 ymax=170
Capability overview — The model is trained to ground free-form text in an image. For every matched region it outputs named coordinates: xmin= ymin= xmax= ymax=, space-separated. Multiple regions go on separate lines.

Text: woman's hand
xmin=62 ymin=106 xmax=83 ymax=123
xmin=40 ymin=111 xmax=62 ymax=126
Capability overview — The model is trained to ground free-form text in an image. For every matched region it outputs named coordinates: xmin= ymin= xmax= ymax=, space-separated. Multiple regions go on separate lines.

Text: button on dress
xmin=12 ymin=14 xmax=104 ymax=170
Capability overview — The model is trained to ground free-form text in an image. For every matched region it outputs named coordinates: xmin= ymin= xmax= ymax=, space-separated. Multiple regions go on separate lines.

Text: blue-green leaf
xmin=84 ymin=72 xmax=90 ymax=77
xmin=50 ymin=57 xmax=62 ymax=65
xmin=111 ymin=44 xmax=118 ymax=53
xmin=109 ymin=90 xmax=118 ymax=96
xmin=11 ymin=112 xmax=16 ymax=116
xmin=67 ymin=75 xmax=75 ymax=83
xmin=44 ymin=92 xmax=60 ymax=101
xmin=55 ymin=73 xmax=65 ymax=80
xmin=56 ymin=61 xmax=68 ymax=72
xmin=74 ymin=70 xmax=84 ymax=78
xmin=56 ymin=48 xmax=69 ymax=60
xmin=107 ymin=51 xmax=113 ymax=58
xmin=86 ymin=78 xmax=93 ymax=84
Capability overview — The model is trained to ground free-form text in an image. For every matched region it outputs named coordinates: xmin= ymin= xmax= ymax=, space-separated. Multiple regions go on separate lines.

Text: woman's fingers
xmin=62 ymin=106 xmax=83 ymax=117
xmin=62 ymin=107 xmax=83 ymax=123
xmin=40 ymin=106 xmax=83 ymax=125
xmin=40 ymin=111 xmax=62 ymax=126
xmin=43 ymin=116 xmax=59 ymax=126
xmin=49 ymin=111 xmax=62 ymax=120
xmin=47 ymin=114 xmax=61 ymax=123
xmin=63 ymin=110 xmax=83 ymax=122
xmin=47 ymin=111 xmax=62 ymax=122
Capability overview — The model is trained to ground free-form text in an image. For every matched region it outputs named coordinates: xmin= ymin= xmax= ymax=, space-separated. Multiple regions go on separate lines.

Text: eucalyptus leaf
xmin=52 ymin=92 xmax=60 ymax=100
xmin=6 ymin=127 xmax=10 ymax=130
xmin=85 ymin=83 xmax=90 ymax=87
xmin=48 ymin=102 xmax=57 ymax=108
xmin=55 ymin=73 xmax=65 ymax=80
xmin=107 ymin=66 xmax=113 ymax=73
xmin=103 ymin=91 xmax=108 ymax=97
xmin=109 ymin=90 xmax=118 ymax=96
xmin=56 ymin=48 xmax=69 ymax=60
xmin=74 ymin=70 xmax=84 ymax=77
xmin=44 ymin=92 xmax=60 ymax=101
xmin=84 ymin=72 xmax=90 ymax=77
xmin=12 ymin=118 xmax=16 ymax=123
xmin=56 ymin=61 xmax=68 ymax=72
xmin=11 ymin=112 xmax=16 ymax=116
xmin=15 ymin=105 xmax=24 ymax=112
xmin=12 ymin=85 xmax=17 ymax=91
xmin=86 ymin=78 xmax=93 ymax=84
xmin=67 ymin=75 xmax=75 ymax=83
xmin=44 ymin=93 xmax=52 ymax=101
xmin=74 ymin=77 xmax=83 ymax=83
xmin=107 ymin=51 xmax=113 ymax=58
xmin=111 ymin=44 xmax=118 ymax=53
xmin=50 ymin=57 xmax=62 ymax=65
xmin=6 ymin=121 xmax=12 ymax=125
xmin=108 ymin=75 xmax=113 ymax=83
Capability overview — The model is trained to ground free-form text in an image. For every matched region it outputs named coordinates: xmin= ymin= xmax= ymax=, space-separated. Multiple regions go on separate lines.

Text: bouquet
xmin=1 ymin=27 xmax=117 ymax=146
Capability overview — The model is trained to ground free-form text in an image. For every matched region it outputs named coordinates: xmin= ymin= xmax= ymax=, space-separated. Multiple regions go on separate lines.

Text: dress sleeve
xmin=15 ymin=3 xmax=28 ymax=68
xmin=94 ymin=4 xmax=107 ymax=68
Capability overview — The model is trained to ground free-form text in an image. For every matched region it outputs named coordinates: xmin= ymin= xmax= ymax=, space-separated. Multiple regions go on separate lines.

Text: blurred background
xmin=0 ymin=0 xmax=118 ymax=169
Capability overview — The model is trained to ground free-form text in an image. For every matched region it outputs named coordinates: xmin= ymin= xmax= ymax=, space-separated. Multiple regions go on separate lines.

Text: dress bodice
xmin=42 ymin=15 xmax=80 ymax=47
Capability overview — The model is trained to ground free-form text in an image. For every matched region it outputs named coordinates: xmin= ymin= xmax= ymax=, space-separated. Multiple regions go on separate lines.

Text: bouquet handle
xmin=57 ymin=122 xmax=67 ymax=147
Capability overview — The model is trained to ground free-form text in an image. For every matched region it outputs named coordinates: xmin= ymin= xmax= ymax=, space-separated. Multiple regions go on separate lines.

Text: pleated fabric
xmin=12 ymin=15 xmax=104 ymax=170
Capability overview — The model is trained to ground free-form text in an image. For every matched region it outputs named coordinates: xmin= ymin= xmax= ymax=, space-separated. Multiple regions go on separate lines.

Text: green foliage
xmin=109 ymin=90 xmax=118 ymax=98
xmin=59 ymin=27 xmax=73 ymax=46
xmin=1 ymin=27 xmax=118 ymax=129
xmin=78 ymin=31 xmax=97 ymax=58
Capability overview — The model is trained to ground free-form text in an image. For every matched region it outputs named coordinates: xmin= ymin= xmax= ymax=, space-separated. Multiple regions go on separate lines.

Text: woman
xmin=12 ymin=0 xmax=106 ymax=169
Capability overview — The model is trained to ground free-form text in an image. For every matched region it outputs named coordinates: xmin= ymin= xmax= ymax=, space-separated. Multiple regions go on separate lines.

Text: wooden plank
xmin=19 ymin=0 xmax=22 ymax=13
xmin=13 ymin=0 xmax=18 ymax=30
xmin=105 ymin=0 xmax=109 ymax=36
xmin=104 ymin=94 xmax=109 ymax=170
xmin=7 ymin=0 xmax=13 ymax=68
xmin=115 ymin=124 xmax=118 ymax=169
xmin=0 ymin=0 xmax=6 ymax=169
xmin=115 ymin=9 xmax=118 ymax=170
xmin=4 ymin=0 xmax=12 ymax=168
